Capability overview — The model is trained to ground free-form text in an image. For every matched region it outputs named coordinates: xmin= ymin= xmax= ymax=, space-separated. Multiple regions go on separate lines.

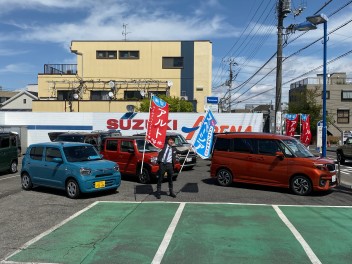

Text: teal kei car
xmin=21 ymin=142 xmax=121 ymax=198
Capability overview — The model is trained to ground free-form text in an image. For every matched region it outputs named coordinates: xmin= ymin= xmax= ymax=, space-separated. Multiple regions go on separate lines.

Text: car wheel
xmin=21 ymin=173 xmax=33 ymax=190
xmin=337 ymin=152 xmax=345 ymax=165
xmin=216 ymin=168 xmax=233 ymax=187
xmin=138 ymin=168 xmax=151 ymax=184
xmin=291 ymin=175 xmax=312 ymax=196
xmin=66 ymin=179 xmax=80 ymax=199
xmin=9 ymin=160 xmax=18 ymax=173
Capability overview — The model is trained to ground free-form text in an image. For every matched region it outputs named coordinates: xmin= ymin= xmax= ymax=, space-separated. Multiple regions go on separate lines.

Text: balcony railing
xmin=44 ymin=64 xmax=77 ymax=75
xmin=290 ymin=77 xmax=352 ymax=89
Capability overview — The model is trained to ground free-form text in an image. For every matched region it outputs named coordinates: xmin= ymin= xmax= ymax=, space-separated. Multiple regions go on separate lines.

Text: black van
xmin=48 ymin=132 xmax=101 ymax=150
xmin=0 ymin=132 xmax=19 ymax=173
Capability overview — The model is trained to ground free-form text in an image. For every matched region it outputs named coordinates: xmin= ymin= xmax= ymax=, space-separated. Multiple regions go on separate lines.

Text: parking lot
xmin=2 ymin=202 xmax=352 ymax=264
xmin=1 ymin=156 xmax=352 ymax=263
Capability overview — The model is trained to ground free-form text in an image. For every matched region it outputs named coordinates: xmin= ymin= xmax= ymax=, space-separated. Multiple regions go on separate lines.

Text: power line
xmin=220 ymin=1 xmax=352 ymax=108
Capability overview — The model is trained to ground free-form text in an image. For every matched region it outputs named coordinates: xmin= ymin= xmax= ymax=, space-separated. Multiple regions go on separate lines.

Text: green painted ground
xmin=6 ymin=202 xmax=352 ymax=264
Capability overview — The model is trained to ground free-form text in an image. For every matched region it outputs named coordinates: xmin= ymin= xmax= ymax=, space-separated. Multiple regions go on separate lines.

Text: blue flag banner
xmin=193 ymin=109 xmax=217 ymax=159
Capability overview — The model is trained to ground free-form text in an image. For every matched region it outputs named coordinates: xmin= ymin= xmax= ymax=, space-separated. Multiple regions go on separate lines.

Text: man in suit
xmin=156 ymin=137 xmax=178 ymax=199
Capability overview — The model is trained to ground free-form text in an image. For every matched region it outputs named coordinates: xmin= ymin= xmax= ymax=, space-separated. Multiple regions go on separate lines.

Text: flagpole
xmin=179 ymin=145 xmax=193 ymax=173
xmin=140 ymin=139 xmax=147 ymax=175
xmin=140 ymin=93 xmax=154 ymax=175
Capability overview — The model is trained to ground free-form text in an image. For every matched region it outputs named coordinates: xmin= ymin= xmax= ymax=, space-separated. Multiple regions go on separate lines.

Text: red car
xmin=101 ymin=136 xmax=181 ymax=184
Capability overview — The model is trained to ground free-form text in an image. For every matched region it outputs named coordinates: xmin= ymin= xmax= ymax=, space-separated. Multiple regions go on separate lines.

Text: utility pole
xmin=226 ymin=59 xmax=237 ymax=113
xmin=274 ymin=0 xmax=290 ymax=134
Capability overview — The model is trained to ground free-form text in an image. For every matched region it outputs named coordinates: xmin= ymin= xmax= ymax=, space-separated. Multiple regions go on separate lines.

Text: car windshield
xmin=63 ymin=145 xmax=101 ymax=162
xmin=282 ymin=139 xmax=315 ymax=158
xmin=170 ymin=135 xmax=188 ymax=146
xmin=136 ymin=139 xmax=159 ymax=152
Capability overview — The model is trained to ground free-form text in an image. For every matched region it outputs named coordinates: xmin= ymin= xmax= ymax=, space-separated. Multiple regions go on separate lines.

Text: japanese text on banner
xmin=146 ymin=95 xmax=169 ymax=149
xmin=193 ymin=109 xmax=217 ymax=159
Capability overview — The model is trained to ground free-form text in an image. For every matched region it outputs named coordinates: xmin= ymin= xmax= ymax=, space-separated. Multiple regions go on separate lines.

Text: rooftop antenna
xmin=122 ymin=23 xmax=131 ymax=41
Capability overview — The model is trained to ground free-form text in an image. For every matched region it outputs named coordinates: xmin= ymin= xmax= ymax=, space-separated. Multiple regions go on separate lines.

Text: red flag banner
xmin=300 ymin=114 xmax=312 ymax=146
xmin=285 ymin=114 xmax=298 ymax=137
xmin=146 ymin=95 xmax=169 ymax=149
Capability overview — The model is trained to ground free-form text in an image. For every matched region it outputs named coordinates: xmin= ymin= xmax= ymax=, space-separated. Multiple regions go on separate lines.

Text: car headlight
xmin=114 ymin=164 xmax=119 ymax=172
xmin=80 ymin=168 xmax=92 ymax=176
xmin=150 ymin=156 xmax=158 ymax=165
xmin=313 ymin=163 xmax=328 ymax=171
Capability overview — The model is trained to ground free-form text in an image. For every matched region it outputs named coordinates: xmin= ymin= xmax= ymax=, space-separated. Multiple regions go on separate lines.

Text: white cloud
xmin=0 ymin=48 xmax=28 ymax=56
xmin=0 ymin=63 xmax=35 ymax=74
xmin=2 ymin=0 xmax=238 ymax=47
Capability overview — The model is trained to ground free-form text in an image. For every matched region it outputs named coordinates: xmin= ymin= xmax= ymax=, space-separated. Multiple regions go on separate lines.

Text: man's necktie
xmin=163 ymin=146 xmax=170 ymax=163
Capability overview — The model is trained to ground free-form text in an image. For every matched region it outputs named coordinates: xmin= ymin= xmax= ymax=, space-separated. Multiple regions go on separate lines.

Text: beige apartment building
xmin=289 ymin=72 xmax=352 ymax=138
xmin=33 ymin=40 xmax=212 ymax=113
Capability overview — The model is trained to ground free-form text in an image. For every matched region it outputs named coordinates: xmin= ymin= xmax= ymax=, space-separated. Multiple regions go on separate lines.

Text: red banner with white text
xmin=146 ymin=95 xmax=169 ymax=149
xmin=300 ymin=114 xmax=312 ymax=146
xmin=285 ymin=114 xmax=298 ymax=137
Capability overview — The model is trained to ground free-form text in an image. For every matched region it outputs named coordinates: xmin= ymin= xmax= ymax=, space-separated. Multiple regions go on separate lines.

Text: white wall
xmin=0 ymin=112 xmax=263 ymax=147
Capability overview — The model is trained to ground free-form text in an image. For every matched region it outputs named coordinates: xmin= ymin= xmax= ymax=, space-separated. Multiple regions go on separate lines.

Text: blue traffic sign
xmin=207 ymin=96 xmax=218 ymax=104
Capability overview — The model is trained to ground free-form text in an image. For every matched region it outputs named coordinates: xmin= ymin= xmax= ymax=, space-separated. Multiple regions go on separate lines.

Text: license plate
xmin=95 ymin=181 xmax=105 ymax=188
xmin=332 ymin=176 xmax=336 ymax=182
xmin=186 ymin=158 xmax=192 ymax=162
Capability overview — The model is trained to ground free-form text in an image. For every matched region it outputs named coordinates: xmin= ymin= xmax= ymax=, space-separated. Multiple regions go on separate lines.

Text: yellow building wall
xmin=194 ymin=41 xmax=212 ymax=112
xmin=36 ymin=41 xmax=212 ymax=113
xmin=32 ymin=100 xmax=144 ymax=113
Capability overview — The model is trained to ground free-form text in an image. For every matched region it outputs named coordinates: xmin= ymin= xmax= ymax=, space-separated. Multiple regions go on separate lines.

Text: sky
xmin=0 ymin=0 xmax=352 ymax=109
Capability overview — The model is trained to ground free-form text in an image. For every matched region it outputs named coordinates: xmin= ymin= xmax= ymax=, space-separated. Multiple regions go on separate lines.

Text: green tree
xmin=136 ymin=95 xmax=194 ymax=112
xmin=288 ymin=87 xmax=333 ymax=139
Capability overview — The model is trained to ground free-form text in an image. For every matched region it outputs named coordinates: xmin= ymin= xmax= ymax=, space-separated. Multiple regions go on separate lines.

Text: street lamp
xmin=295 ymin=14 xmax=328 ymax=157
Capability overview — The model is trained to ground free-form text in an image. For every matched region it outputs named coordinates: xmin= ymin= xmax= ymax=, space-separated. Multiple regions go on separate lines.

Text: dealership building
xmin=33 ymin=40 xmax=212 ymax=113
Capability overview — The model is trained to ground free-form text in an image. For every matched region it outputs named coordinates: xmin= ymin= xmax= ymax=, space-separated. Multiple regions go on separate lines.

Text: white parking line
xmin=0 ymin=175 xmax=19 ymax=181
xmin=1 ymin=201 xmax=100 ymax=264
xmin=152 ymin=202 xmax=185 ymax=264
xmin=273 ymin=205 xmax=321 ymax=264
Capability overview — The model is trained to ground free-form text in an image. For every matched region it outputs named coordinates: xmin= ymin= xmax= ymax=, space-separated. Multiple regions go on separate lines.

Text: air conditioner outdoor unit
xmin=180 ymin=96 xmax=188 ymax=100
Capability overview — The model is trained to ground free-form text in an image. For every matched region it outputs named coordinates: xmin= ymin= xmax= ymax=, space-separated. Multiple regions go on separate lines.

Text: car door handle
xmin=247 ymin=156 xmax=254 ymax=160
xmin=256 ymin=157 xmax=264 ymax=161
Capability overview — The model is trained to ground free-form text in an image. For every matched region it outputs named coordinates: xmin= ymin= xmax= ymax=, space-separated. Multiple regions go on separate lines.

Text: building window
xmin=124 ymin=91 xmax=143 ymax=100
xmin=321 ymin=91 xmax=330 ymax=99
xmin=119 ymin=51 xmax=139 ymax=59
xmin=162 ymin=57 xmax=184 ymax=69
xmin=148 ymin=91 xmax=167 ymax=97
xmin=337 ymin=109 xmax=349 ymax=124
xmin=96 ymin=50 xmax=117 ymax=59
xmin=23 ymin=99 xmax=27 ymax=104
xmin=91 ymin=91 xmax=111 ymax=100
xmin=341 ymin=90 xmax=352 ymax=101
xmin=57 ymin=91 xmax=71 ymax=100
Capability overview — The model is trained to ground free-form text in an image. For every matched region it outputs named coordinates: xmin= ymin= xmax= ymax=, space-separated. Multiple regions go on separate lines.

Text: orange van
xmin=210 ymin=132 xmax=337 ymax=195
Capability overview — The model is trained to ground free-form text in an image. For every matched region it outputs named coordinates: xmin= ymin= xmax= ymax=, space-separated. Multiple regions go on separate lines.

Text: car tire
xmin=9 ymin=160 xmax=18 ymax=173
xmin=21 ymin=173 xmax=33 ymax=190
xmin=138 ymin=168 xmax=151 ymax=184
xmin=290 ymin=175 xmax=312 ymax=196
xmin=216 ymin=168 xmax=233 ymax=187
xmin=66 ymin=179 xmax=80 ymax=199
xmin=337 ymin=152 xmax=345 ymax=165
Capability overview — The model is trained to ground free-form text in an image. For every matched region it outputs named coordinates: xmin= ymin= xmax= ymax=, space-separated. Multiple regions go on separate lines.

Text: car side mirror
xmin=52 ymin=157 xmax=63 ymax=163
xmin=275 ymin=151 xmax=285 ymax=160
